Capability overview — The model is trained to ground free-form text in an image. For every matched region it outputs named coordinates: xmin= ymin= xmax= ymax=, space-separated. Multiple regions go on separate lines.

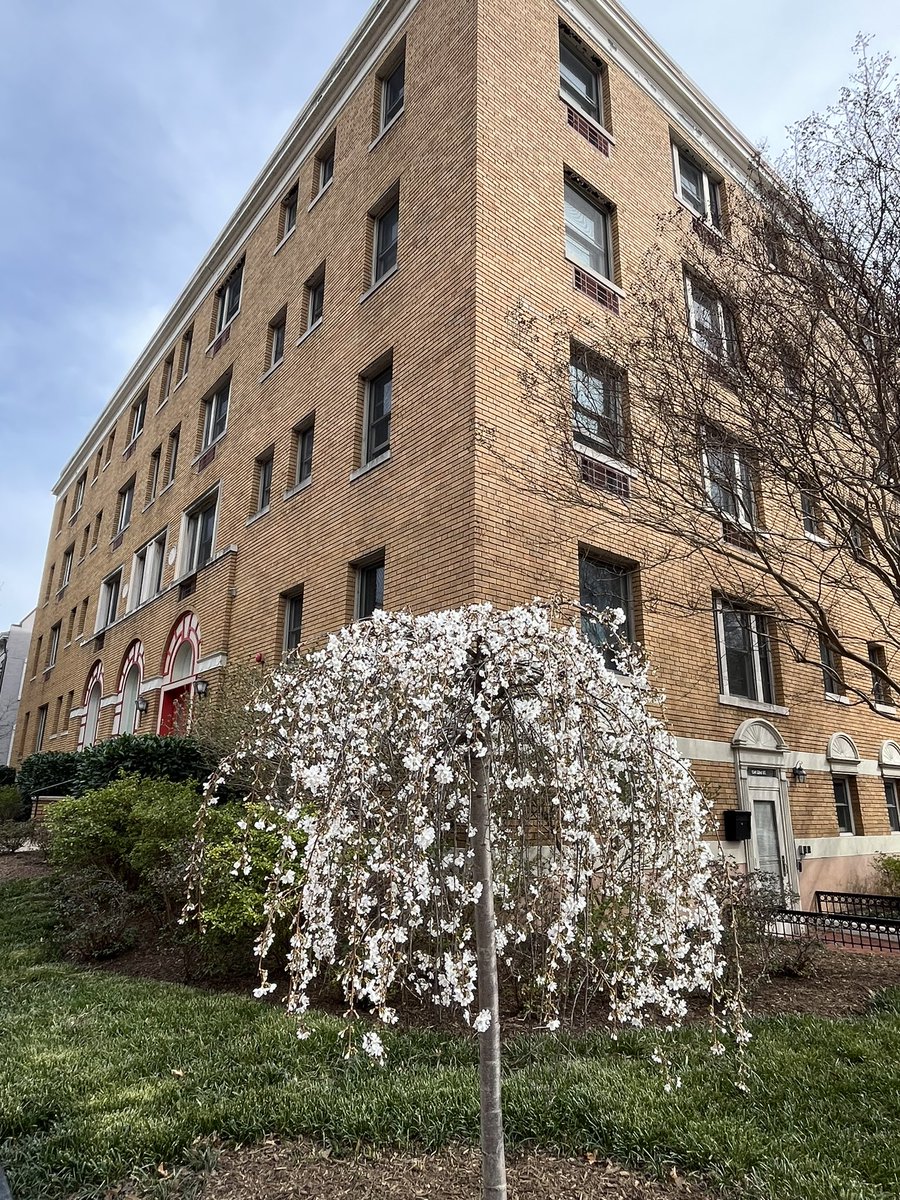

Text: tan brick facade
xmin=16 ymin=0 xmax=900 ymax=905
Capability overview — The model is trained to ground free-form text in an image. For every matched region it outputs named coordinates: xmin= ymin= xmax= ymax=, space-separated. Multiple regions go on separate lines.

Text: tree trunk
xmin=471 ymin=717 xmax=508 ymax=1200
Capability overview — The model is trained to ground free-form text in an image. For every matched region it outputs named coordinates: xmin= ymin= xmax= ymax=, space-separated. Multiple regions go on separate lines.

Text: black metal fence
xmin=815 ymin=890 xmax=900 ymax=920
xmin=773 ymin=908 xmax=900 ymax=953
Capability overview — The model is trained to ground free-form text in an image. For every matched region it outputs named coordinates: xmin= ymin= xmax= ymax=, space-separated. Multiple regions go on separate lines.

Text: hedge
xmin=17 ymin=735 xmax=216 ymax=800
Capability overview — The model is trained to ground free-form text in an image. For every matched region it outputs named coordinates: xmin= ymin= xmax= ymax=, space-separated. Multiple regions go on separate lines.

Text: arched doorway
xmin=158 ymin=613 xmax=201 ymax=735
xmin=79 ymin=661 xmax=104 ymax=749
xmin=731 ymin=718 xmax=798 ymax=903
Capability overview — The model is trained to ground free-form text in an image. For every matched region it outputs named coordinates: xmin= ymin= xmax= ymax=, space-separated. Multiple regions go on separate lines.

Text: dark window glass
xmin=374 ymin=201 xmax=399 ymax=281
xmin=720 ymin=605 xmax=773 ymax=704
xmin=358 ymin=562 xmax=385 ymax=619
xmin=296 ymin=425 xmax=314 ymax=484
xmin=578 ymin=557 xmax=632 ymax=665
xmin=282 ymin=187 xmax=298 ymax=236
xmin=382 ymin=60 xmax=405 ymax=126
xmin=833 ymin=777 xmax=854 ymax=834
xmin=257 ymin=456 xmax=273 ymax=511
xmin=308 ymin=279 xmax=324 ymax=326
xmin=366 ymin=368 xmax=392 ymax=461
xmin=559 ymin=41 xmax=600 ymax=122
xmin=886 ymin=780 xmax=900 ymax=833
xmin=570 ymin=354 xmax=623 ymax=455
xmin=284 ymin=594 xmax=303 ymax=653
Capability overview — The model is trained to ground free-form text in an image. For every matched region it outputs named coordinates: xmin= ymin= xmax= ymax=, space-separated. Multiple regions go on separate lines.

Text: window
xmin=280 ymin=185 xmax=298 ymax=240
xmin=52 ymin=696 xmax=63 ymax=737
xmin=73 ymin=472 xmax=87 ymax=515
xmin=83 ymin=683 xmax=101 ymax=749
xmin=34 ymin=705 xmax=48 ymax=753
xmin=78 ymin=598 xmax=89 ymax=637
xmin=317 ymin=145 xmax=334 ymax=193
xmin=166 ymin=426 xmax=180 ymax=486
xmin=363 ymin=364 xmax=392 ymax=463
xmin=80 ymin=525 xmax=91 ymax=559
xmin=569 ymin=348 xmax=624 ymax=457
xmin=686 ymin=275 xmax=735 ymax=360
xmin=216 ymin=260 xmax=244 ymax=334
xmin=44 ymin=564 xmax=55 ymax=603
xmin=178 ymin=327 xmax=193 ymax=381
xmin=57 ymin=496 xmax=67 ymax=532
xmin=672 ymin=143 xmax=722 ymax=228
xmin=116 ymin=478 xmax=135 ymax=535
xmin=268 ymin=309 xmax=286 ymax=369
xmin=31 ymin=637 xmax=42 ymax=678
xmin=256 ymin=451 xmax=274 ymax=512
xmin=306 ymin=268 xmax=325 ymax=329
xmin=380 ymin=56 xmax=405 ymax=129
xmin=120 ymin=665 xmax=142 ymax=736
xmin=160 ymin=352 xmax=175 ymax=403
xmin=93 ymin=447 xmax=103 ymax=481
xmin=105 ymin=427 xmax=116 ymax=464
xmin=201 ymin=378 xmax=230 ymax=450
xmin=578 ymin=555 xmax=634 ymax=664
xmin=129 ymin=392 xmax=147 ymax=443
xmin=715 ymin=599 xmax=775 ymax=705
xmin=283 ymin=591 xmax=303 ymax=655
xmin=183 ymin=490 xmax=218 ymax=574
xmin=564 ymin=180 xmax=613 ymax=281
xmin=147 ymin=446 xmax=162 ymax=503
xmin=92 ymin=510 xmax=103 ymax=549
xmin=356 ymin=559 xmax=385 ymax=619
xmin=47 ymin=623 xmax=61 ymax=669
xmin=868 ymin=642 xmax=892 ymax=705
xmin=64 ymin=691 xmax=74 ymax=732
xmin=372 ymin=197 xmax=399 ymax=282
xmin=294 ymin=420 xmax=314 ymax=486
xmin=66 ymin=606 xmax=76 ymax=645
xmin=61 ymin=545 xmax=74 ymax=589
xmin=819 ymin=634 xmax=844 ymax=696
xmin=885 ymin=779 xmax=900 ymax=833
xmin=130 ymin=532 xmax=166 ymax=609
xmin=98 ymin=570 xmax=122 ymax=630
xmin=801 ymin=488 xmax=822 ymax=538
xmin=833 ymin=777 xmax=855 ymax=835
xmin=703 ymin=430 xmax=756 ymax=526
xmin=559 ymin=31 xmax=602 ymax=124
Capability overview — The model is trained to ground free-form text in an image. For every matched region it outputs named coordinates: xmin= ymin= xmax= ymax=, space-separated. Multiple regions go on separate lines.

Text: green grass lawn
xmin=3 ymin=878 xmax=900 ymax=1200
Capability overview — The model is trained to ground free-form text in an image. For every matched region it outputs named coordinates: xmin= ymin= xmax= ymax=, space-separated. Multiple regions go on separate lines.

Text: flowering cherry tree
xmin=192 ymin=601 xmax=721 ymax=1200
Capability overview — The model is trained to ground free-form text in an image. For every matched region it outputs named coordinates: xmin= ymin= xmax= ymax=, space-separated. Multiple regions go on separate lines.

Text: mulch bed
xmin=189 ymin=1141 xmax=707 ymax=1200
xmin=0 ymin=849 xmax=49 ymax=884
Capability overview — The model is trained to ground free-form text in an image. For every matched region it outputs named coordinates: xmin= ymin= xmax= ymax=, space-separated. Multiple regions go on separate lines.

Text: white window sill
xmin=111 ymin=525 xmax=130 ymax=543
xmin=259 ymin=358 xmax=283 ymax=384
xmin=122 ymin=434 xmax=142 ymax=457
xmin=191 ymin=433 xmax=226 ymax=467
xmin=284 ymin=477 xmax=312 ymax=500
xmin=564 ymin=257 xmax=626 ymax=298
xmin=350 ymin=451 xmax=391 ymax=482
xmin=156 ymin=397 xmax=170 ymax=413
xmin=574 ymin=442 xmax=636 ymax=477
xmin=297 ymin=319 xmax=323 ymax=346
xmin=804 ymin=532 xmax=830 ymax=547
xmin=142 ymin=498 xmax=157 ymax=515
xmin=273 ymin=226 xmax=296 ymax=256
xmin=307 ymin=178 xmax=333 ymax=212
xmin=159 ymin=480 xmax=175 ymax=497
xmin=174 ymin=373 xmax=188 ymax=393
xmin=360 ymin=265 xmax=398 ymax=304
xmin=718 ymin=695 xmax=789 ymax=717
xmin=558 ymin=90 xmax=615 ymax=144
xmin=246 ymin=505 xmax=270 ymax=528
xmin=825 ymin=692 xmax=851 ymax=705
xmin=875 ymin=703 xmax=897 ymax=716
xmin=673 ymin=191 xmax=724 ymax=235
xmin=368 ymin=109 xmax=404 ymax=152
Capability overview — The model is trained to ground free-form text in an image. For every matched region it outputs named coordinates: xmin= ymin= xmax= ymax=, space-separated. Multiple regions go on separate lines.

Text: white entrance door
xmin=747 ymin=769 xmax=787 ymax=902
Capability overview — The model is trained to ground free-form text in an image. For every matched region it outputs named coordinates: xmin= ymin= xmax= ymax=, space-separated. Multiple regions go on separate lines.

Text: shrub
xmin=0 ymin=819 xmax=35 ymax=854
xmin=874 ymin=854 xmax=900 ymax=896
xmin=54 ymin=868 xmax=136 ymax=960
xmin=0 ymin=765 xmax=16 ymax=788
xmin=0 ymin=784 xmax=27 ymax=821
xmin=72 ymin=734 xmax=214 ymax=796
xmin=16 ymin=750 xmax=80 ymax=803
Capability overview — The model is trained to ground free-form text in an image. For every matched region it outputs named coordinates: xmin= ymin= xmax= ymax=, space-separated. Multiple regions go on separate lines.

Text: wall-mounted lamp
xmin=194 ymin=678 xmax=209 ymax=698
xmin=791 ymin=763 xmax=807 ymax=784
xmin=135 ymin=698 xmax=149 ymax=714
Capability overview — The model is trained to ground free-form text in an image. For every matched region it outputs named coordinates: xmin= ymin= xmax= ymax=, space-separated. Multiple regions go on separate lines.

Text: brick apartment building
xmin=14 ymin=0 xmax=900 ymax=905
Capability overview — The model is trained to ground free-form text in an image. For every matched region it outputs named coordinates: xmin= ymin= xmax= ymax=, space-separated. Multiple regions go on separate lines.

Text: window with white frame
xmin=363 ymin=364 xmax=392 ymax=463
xmin=282 ymin=590 xmax=303 ymax=655
xmin=120 ymin=664 xmax=142 ymax=735
xmin=885 ymin=779 xmax=900 ymax=833
xmin=380 ymin=56 xmax=405 ymax=129
xmin=280 ymin=185 xmax=298 ymax=241
xmin=147 ymin=446 xmax=161 ymax=504
xmin=833 ymin=776 xmax=855 ymax=834
xmin=47 ymin=623 xmax=61 ymax=669
xmin=73 ymin=472 xmax=87 ymax=514
xmin=703 ymin=429 xmax=756 ymax=526
xmin=166 ymin=426 xmax=180 ymax=486
xmin=255 ymin=450 xmax=274 ymax=512
xmin=578 ymin=554 xmax=634 ymax=666
xmin=564 ymin=179 xmax=613 ymax=281
xmin=129 ymin=531 xmax=166 ymax=610
xmin=129 ymin=392 xmax=147 ymax=443
xmin=685 ymin=274 xmax=735 ymax=360
xmin=715 ymin=598 xmax=775 ymax=705
xmin=800 ymin=487 xmax=822 ymax=537
xmin=569 ymin=348 xmax=625 ymax=457
xmin=182 ymin=490 xmax=218 ymax=575
xmin=315 ymin=136 xmax=335 ymax=195
xmin=868 ymin=642 xmax=892 ymax=705
xmin=268 ymin=310 xmax=286 ymax=369
xmin=201 ymin=378 xmax=230 ymax=450
xmin=97 ymin=569 xmax=122 ymax=630
xmin=178 ymin=327 xmax=193 ymax=382
xmin=818 ymin=633 xmax=844 ymax=696
xmin=115 ymin=478 xmax=135 ymax=535
xmin=559 ymin=30 xmax=603 ymax=124
xmin=294 ymin=420 xmax=314 ymax=486
xmin=60 ymin=545 xmax=74 ymax=589
xmin=306 ymin=268 xmax=325 ymax=329
xmin=672 ymin=142 xmax=722 ymax=228
xmin=372 ymin=197 xmax=399 ymax=283
xmin=356 ymin=558 xmax=385 ymax=620
xmin=160 ymin=352 xmax=175 ymax=403
xmin=34 ymin=704 xmax=48 ymax=752
xmin=215 ymin=260 xmax=244 ymax=334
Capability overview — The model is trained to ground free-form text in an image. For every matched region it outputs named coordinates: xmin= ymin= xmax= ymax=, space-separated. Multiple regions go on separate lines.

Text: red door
xmin=159 ymin=684 xmax=191 ymax=735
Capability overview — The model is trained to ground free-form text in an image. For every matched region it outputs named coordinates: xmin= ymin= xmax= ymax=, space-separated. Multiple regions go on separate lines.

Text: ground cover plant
xmin=4 ymin=876 xmax=900 ymax=1200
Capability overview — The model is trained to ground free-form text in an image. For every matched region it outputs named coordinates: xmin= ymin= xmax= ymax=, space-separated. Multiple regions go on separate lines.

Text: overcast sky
xmin=1 ymin=0 xmax=898 ymax=630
